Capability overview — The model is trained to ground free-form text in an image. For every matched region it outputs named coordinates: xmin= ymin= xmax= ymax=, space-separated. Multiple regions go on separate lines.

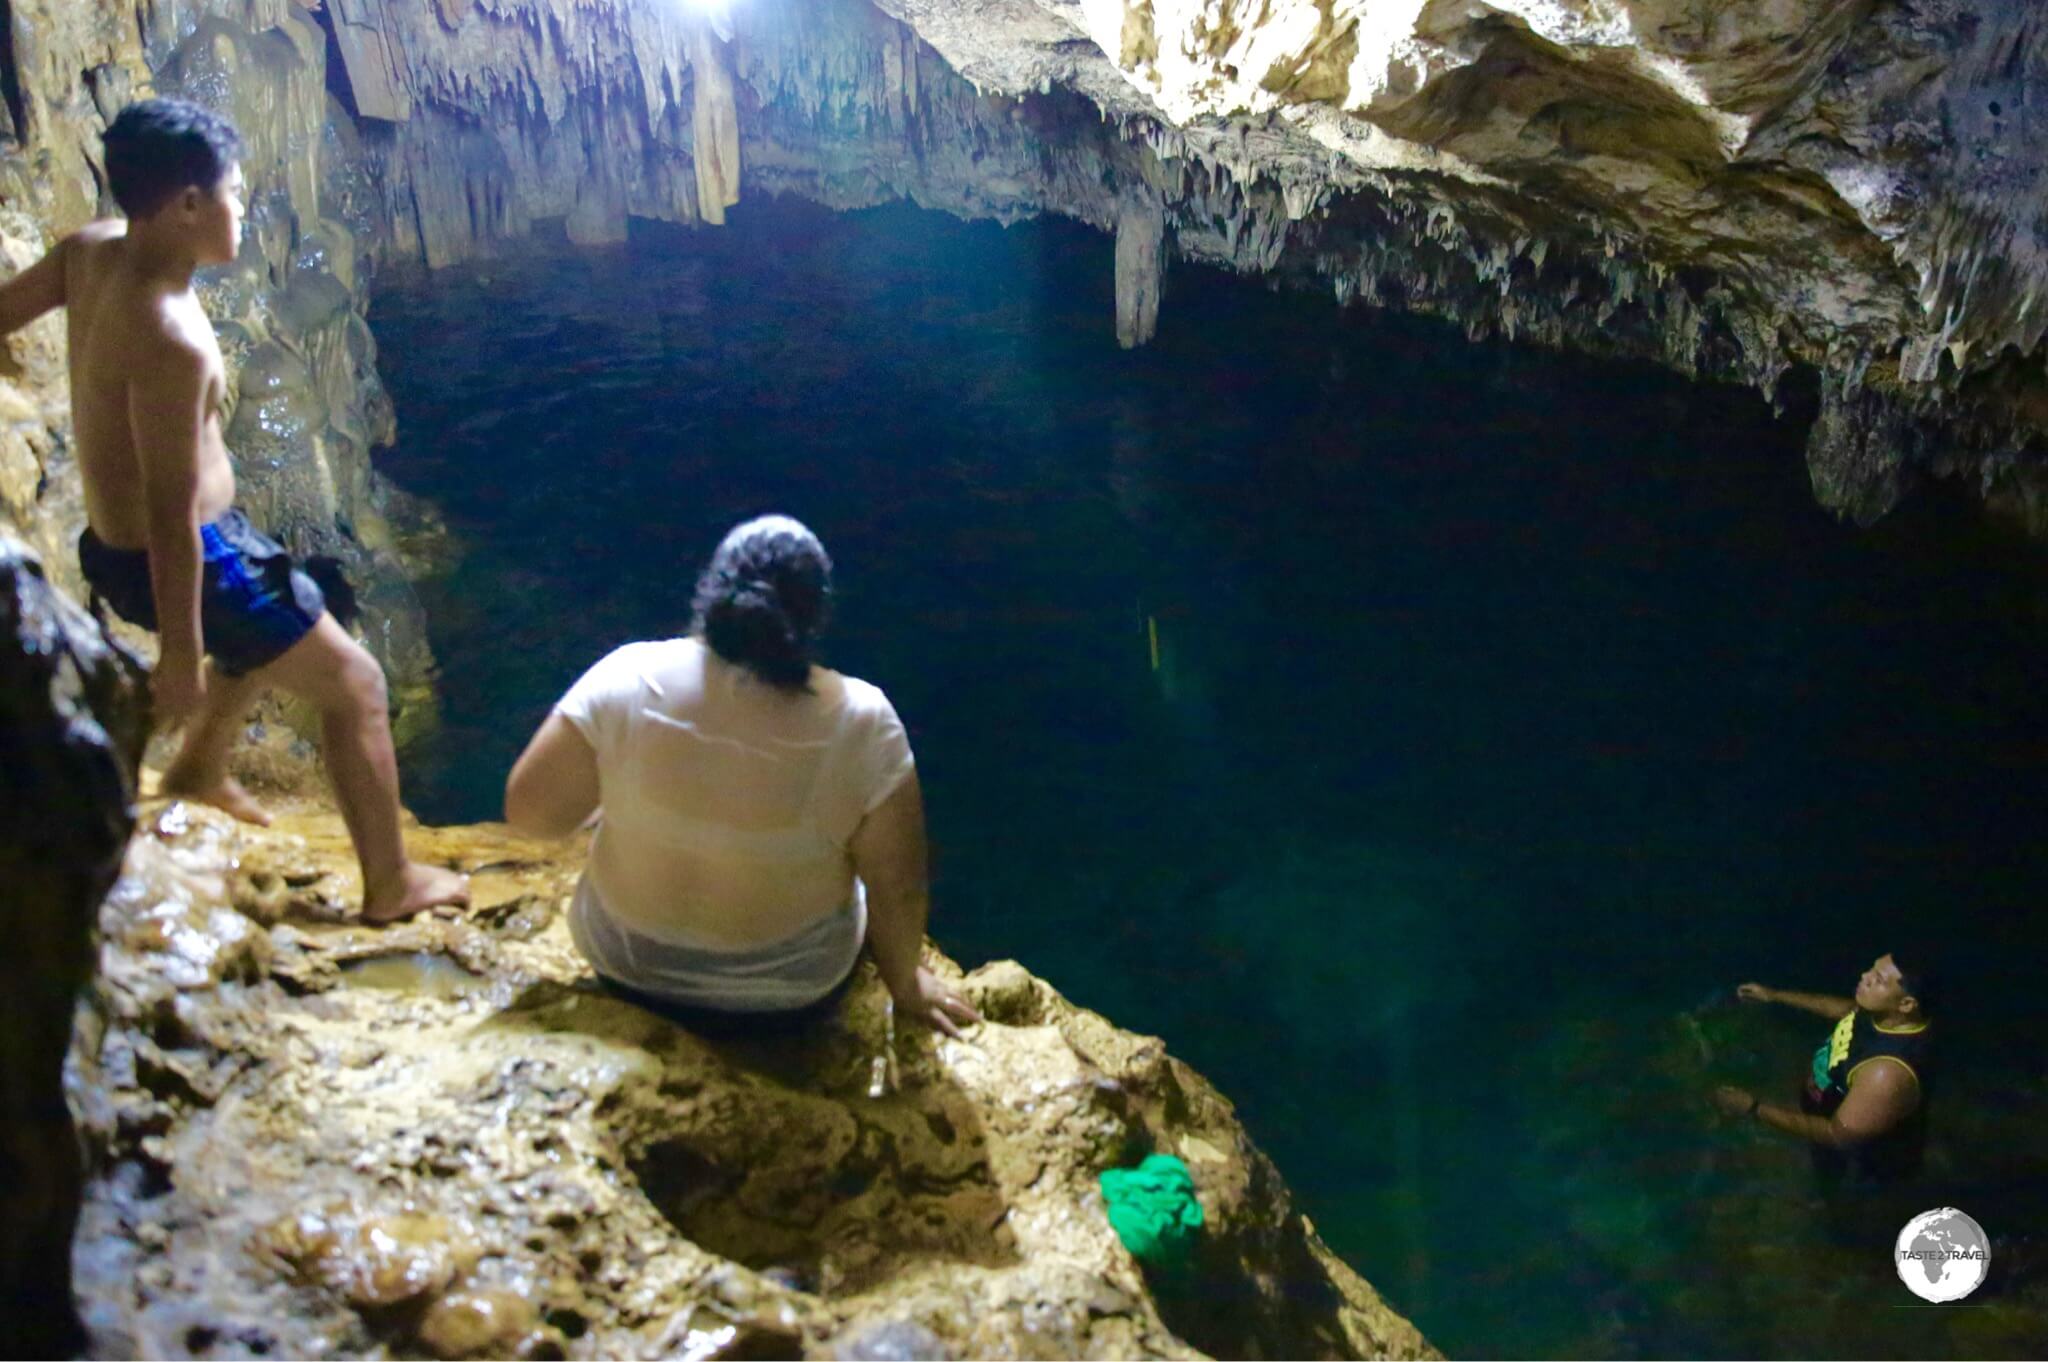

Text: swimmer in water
xmin=1713 ymin=952 xmax=1934 ymax=1189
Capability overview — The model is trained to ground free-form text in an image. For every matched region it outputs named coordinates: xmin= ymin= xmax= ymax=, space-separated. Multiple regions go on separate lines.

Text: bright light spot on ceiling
xmin=676 ymin=0 xmax=734 ymax=41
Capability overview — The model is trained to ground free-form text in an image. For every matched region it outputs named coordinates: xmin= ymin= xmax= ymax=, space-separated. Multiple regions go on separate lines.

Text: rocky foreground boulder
xmin=65 ymin=793 xmax=1434 ymax=1361
xmin=0 ymin=537 xmax=146 ymax=1357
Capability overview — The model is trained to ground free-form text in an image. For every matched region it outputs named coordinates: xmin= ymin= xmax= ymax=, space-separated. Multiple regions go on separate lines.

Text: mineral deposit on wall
xmin=6 ymin=0 xmax=2044 ymax=556
xmin=311 ymin=0 xmax=2048 ymax=529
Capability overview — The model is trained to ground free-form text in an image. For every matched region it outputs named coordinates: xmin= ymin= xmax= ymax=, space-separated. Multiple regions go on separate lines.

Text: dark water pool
xmin=371 ymin=197 xmax=2048 ymax=1357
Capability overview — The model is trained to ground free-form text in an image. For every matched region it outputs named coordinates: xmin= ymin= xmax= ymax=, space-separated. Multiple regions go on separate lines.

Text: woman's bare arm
xmin=504 ymin=711 xmax=601 ymax=837
xmin=851 ymin=772 xmax=981 ymax=1036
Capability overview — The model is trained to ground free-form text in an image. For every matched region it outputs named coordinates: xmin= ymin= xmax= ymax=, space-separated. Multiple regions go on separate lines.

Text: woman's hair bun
xmin=692 ymin=516 xmax=832 ymax=689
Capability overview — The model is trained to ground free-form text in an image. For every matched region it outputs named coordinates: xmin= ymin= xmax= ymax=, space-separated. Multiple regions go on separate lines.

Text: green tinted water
xmin=371 ymin=199 xmax=2048 ymax=1356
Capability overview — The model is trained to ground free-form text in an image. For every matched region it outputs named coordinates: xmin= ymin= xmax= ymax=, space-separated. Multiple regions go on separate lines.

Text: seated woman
xmin=504 ymin=515 xmax=981 ymax=1035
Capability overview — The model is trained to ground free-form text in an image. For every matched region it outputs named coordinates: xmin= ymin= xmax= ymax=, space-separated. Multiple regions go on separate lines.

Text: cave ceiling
xmin=5 ymin=0 xmax=2045 ymax=530
xmin=329 ymin=0 xmax=2046 ymax=527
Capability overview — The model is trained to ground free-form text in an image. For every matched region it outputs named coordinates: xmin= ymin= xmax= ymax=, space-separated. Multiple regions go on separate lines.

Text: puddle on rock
xmin=338 ymin=952 xmax=490 ymax=1001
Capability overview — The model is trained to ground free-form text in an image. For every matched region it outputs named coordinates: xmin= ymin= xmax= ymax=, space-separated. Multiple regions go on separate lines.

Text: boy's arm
xmin=130 ymin=336 xmax=212 ymax=718
xmin=0 ymin=235 xmax=69 ymax=337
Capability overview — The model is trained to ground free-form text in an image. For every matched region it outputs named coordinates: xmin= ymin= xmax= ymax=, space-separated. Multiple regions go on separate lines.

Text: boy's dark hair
xmin=101 ymin=97 xmax=243 ymax=219
xmin=691 ymin=516 xmax=832 ymax=691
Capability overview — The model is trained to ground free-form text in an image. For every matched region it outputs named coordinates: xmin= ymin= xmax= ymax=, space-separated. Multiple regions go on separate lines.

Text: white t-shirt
xmin=555 ymin=637 xmax=915 ymax=948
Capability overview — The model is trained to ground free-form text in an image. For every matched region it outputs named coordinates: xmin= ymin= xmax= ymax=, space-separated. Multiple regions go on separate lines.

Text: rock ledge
xmin=71 ymin=796 xmax=1434 ymax=1360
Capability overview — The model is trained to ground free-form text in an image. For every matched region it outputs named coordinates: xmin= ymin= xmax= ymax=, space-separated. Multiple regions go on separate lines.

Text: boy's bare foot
xmin=362 ymin=863 xmax=471 ymax=925
xmin=162 ymin=770 xmax=273 ymax=826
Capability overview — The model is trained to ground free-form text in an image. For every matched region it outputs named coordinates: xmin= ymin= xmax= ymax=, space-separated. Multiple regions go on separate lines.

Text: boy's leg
xmin=160 ymin=661 xmax=272 ymax=825
xmin=255 ymin=613 xmax=468 ymax=922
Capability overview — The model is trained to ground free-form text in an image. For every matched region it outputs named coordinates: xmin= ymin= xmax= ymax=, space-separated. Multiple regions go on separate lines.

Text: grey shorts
xmin=568 ymin=879 xmax=867 ymax=1014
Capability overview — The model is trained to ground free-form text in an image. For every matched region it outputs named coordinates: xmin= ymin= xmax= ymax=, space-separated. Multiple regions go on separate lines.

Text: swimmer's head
xmin=1855 ymin=950 xmax=1934 ymax=1019
xmin=102 ymin=98 xmax=245 ymax=264
xmin=692 ymin=515 xmax=833 ymax=691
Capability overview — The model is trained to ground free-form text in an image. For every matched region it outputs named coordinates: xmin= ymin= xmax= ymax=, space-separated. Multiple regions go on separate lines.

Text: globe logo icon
xmin=1895 ymin=1207 xmax=1991 ymax=1302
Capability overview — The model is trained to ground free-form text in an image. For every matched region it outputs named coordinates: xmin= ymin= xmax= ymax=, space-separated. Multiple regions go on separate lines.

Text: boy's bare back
xmin=62 ymin=220 xmax=238 ymax=549
xmin=0 ymin=94 xmax=468 ymax=920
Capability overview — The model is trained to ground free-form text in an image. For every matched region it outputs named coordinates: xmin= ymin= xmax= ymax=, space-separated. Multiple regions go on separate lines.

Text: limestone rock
xmin=67 ymin=792 xmax=1434 ymax=1359
xmin=691 ymin=24 xmax=743 ymax=227
xmin=416 ymin=1285 xmax=545 ymax=1359
xmin=1806 ymin=370 xmax=1930 ymax=527
xmin=0 ymin=538 xmax=146 ymax=1356
xmin=1116 ymin=197 xmax=1166 ymax=349
xmin=0 ymin=214 xmax=88 ymax=599
xmin=332 ymin=0 xmax=2048 ymax=528
xmin=13 ymin=0 xmax=2041 ymax=538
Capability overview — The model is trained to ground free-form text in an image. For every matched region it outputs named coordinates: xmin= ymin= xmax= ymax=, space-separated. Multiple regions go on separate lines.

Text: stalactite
xmin=329 ymin=0 xmax=413 ymax=121
xmin=1115 ymin=196 xmax=1165 ymax=348
xmin=690 ymin=21 xmax=741 ymax=225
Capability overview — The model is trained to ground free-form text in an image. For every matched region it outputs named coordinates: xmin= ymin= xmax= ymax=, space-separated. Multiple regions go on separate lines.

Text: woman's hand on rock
xmin=893 ymin=966 xmax=983 ymax=1038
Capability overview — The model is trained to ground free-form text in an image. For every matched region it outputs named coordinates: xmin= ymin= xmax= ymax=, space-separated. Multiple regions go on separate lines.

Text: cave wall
xmin=0 ymin=536 xmax=145 ymax=1356
xmin=289 ymin=0 xmax=2048 ymax=531
xmin=308 ymin=0 xmax=1811 ymax=413
xmin=332 ymin=0 xmax=1724 ymax=364
xmin=332 ymin=0 xmax=1211 ymax=282
xmin=892 ymin=0 xmax=2048 ymax=530
xmin=0 ymin=0 xmax=440 ymax=733
xmin=3 ymin=0 xmax=2044 ymax=627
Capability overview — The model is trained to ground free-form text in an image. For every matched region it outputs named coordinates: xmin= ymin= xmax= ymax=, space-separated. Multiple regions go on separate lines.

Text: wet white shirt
xmin=555 ymin=637 xmax=914 ymax=949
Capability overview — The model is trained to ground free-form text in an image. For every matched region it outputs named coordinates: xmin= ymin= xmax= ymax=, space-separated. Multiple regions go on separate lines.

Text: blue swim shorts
xmin=78 ymin=508 xmax=326 ymax=677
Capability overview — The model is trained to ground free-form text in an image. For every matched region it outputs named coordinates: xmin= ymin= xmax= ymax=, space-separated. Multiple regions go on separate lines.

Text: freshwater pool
xmin=371 ymin=197 xmax=2048 ymax=1357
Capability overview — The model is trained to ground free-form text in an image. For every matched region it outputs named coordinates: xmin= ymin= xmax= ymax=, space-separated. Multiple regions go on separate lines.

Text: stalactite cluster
xmin=287 ymin=0 xmax=2047 ymax=530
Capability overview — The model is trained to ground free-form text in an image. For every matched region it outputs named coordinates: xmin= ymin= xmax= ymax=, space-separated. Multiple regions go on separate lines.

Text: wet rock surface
xmin=68 ymin=795 xmax=1433 ymax=1360
xmin=0 ymin=538 xmax=146 ymax=1355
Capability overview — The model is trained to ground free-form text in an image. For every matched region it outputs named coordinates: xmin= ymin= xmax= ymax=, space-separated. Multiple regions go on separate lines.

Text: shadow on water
xmin=371 ymin=198 xmax=2048 ymax=1357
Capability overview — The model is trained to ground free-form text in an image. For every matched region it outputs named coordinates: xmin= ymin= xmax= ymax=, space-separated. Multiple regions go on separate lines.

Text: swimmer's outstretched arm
xmin=1715 ymin=1060 xmax=1917 ymax=1146
xmin=0 ymin=234 xmax=68 ymax=336
xmin=1735 ymin=981 xmax=1853 ymax=1019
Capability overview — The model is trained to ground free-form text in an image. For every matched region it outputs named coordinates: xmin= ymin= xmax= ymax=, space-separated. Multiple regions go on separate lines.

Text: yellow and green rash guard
xmin=1811 ymin=1009 xmax=1930 ymax=1106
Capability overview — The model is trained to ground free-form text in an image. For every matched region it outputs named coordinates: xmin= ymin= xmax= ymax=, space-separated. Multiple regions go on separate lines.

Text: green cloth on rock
xmin=1099 ymin=1153 xmax=1205 ymax=1269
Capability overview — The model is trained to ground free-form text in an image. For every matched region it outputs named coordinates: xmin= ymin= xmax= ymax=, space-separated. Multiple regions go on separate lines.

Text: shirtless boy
xmin=0 ymin=97 xmax=465 ymax=922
